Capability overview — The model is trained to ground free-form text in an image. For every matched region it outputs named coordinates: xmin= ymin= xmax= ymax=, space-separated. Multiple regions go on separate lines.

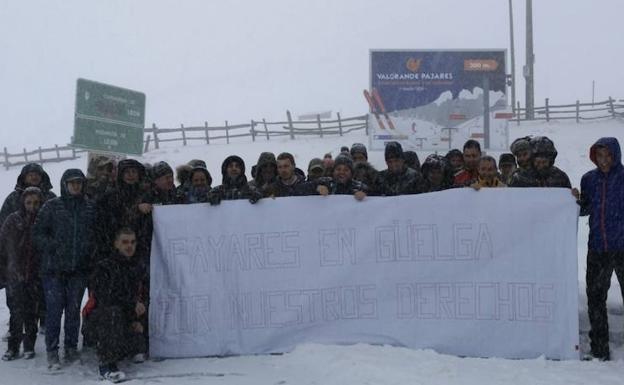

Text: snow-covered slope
xmin=0 ymin=118 xmax=623 ymax=384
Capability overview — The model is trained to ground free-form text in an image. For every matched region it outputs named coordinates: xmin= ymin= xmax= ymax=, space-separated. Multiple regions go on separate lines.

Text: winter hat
xmin=530 ymin=136 xmax=557 ymax=160
xmin=510 ymin=136 xmax=532 ymax=155
xmin=404 ymin=150 xmax=420 ymax=169
xmin=350 ymin=143 xmax=368 ymax=160
xmin=308 ymin=158 xmax=324 ymax=172
xmin=499 ymin=153 xmax=517 ymax=167
xmin=333 ymin=154 xmax=354 ymax=172
xmin=187 ymin=159 xmax=207 ymax=169
xmin=340 ymin=146 xmax=350 ymax=154
xmin=384 ymin=141 xmax=404 ymax=161
xmin=152 ymin=161 xmax=174 ymax=180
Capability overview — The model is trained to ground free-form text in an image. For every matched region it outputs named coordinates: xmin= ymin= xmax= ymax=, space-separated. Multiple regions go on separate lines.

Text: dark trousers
xmin=90 ymin=305 xmax=146 ymax=365
xmin=42 ymin=274 xmax=87 ymax=353
xmin=586 ymin=250 xmax=624 ymax=357
xmin=6 ymin=280 xmax=41 ymax=352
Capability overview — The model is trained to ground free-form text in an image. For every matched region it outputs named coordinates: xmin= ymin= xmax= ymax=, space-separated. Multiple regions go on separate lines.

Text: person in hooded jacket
xmin=208 ymin=156 xmax=262 ymax=205
xmin=32 ymin=169 xmax=96 ymax=370
xmin=508 ymin=136 xmax=571 ymax=188
xmin=0 ymin=163 xmax=56 ymax=227
xmin=374 ymin=141 xmax=426 ymax=196
xmin=0 ymin=187 xmax=44 ymax=361
xmin=421 ymin=154 xmax=453 ymax=192
xmin=248 ymin=152 xmax=278 ymax=192
xmin=573 ymin=137 xmax=624 ymax=361
xmin=185 ymin=166 xmax=213 ymax=203
xmin=96 ymin=159 xmax=151 ymax=262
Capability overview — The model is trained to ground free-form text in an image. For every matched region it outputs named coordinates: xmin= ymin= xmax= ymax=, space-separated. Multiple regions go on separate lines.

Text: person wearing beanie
xmin=309 ymin=154 xmax=367 ymax=200
xmin=375 ymin=141 xmax=426 ymax=196
xmin=421 ymin=154 xmax=452 ymax=192
xmin=140 ymin=161 xmax=183 ymax=208
xmin=33 ymin=169 xmax=96 ymax=370
xmin=208 ymin=155 xmax=262 ymax=205
xmin=306 ymin=158 xmax=325 ymax=182
xmin=340 ymin=146 xmax=350 ymax=154
xmin=453 ymin=140 xmax=481 ymax=187
xmin=1 ymin=187 xmax=44 ymax=361
xmin=498 ymin=153 xmax=517 ymax=185
xmin=350 ymin=143 xmax=368 ymax=163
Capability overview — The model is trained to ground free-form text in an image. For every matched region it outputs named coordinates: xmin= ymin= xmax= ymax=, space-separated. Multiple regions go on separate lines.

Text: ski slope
xmin=0 ymin=117 xmax=623 ymax=384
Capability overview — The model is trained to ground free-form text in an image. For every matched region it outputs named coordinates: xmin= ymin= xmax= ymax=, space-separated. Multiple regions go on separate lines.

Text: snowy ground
xmin=0 ymin=117 xmax=623 ymax=384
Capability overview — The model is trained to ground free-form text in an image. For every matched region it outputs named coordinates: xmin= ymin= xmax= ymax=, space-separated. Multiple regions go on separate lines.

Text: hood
xmin=590 ymin=137 xmax=622 ymax=171
xmin=15 ymin=163 xmax=53 ymax=192
xmin=116 ymin=159 xmax=146 ymax=186
xmin=87 ymin=156 xmax=115 ymax=179
xmin=190 ymin=166 xmax=213 ymax=187
xmin=255 ymin=152 xmax=277 ymax=170
xmin=60 ymin=169 xmax=86 ymax=198
xmin=19 ymin=186 xmax=43 ymax=215
xmin=221 ymin=155 xmax=246 ymax=184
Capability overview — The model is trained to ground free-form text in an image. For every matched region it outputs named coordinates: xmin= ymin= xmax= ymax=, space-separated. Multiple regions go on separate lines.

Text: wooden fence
xmin=2 ymin=112 xmax=368 ymax=170
xmin=513 ymin=97 xmax=624 ymax=124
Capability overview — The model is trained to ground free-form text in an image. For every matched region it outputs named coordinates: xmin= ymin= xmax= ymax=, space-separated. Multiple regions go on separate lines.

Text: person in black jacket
xmin=263 ymin=152 xmax=306 ymax=197
xmin=307 ymin=154 xmax=367 ymax=200
xmin=208 ymin=155 xmax=262 ymax=205
xmin=0 ymin=163 xmax=55 ymax=227
xmin=375 ymin=141 xmax=426 ymax=196
xmin=0 ymin=187 xmax=43 ymax=361
xmin=33 ymin=169 xmax=96 ymax=370
xmin=90 ymin=227 xmax=147 ymax=382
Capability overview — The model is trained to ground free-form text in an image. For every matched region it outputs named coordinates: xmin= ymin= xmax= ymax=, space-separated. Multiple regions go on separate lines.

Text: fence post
xmin=262 ymin=118 xmax=270 ymax=141
xmin=23 ymin=148 xmax=28 ymax=163
xmin=317 ymin=114 xmax=323 ymax=138
xmin=545 ymin=98 xmax=550 ymax=122
xmin=225 ymin=120 xmax=230 ymax=144
xmin=204 ymin=122 xmax=210 ymax=144
xmin=143 ymin=135 xmax=151 ymax=153
xmin=287 ymin=110 xmax=294 ymax=140
xmin=365 ymin=115 xmax=369 ymax=136
xmin=3 ymin=147 xmax=9 ymax=170
xmin=152 ymin=123 xmax=160 ymax=149
xmin=609 ymin=96 xmax=615 ymax=117
xmin=250 ymin=120 xmax=256 ymax=142
xmin=54 ymin=144 xmax=60 ymax=159
xmin=38 ymin=146 xmax=43 ymax=162
xmin=337 ymin=112 xmax=343 ymax=136
xmin=71 ymin=147 xmax=76 ymax=159
xmin=517 ymin=101 xmax=521 ymax=125
xmin=576 ymin=100 xmax=580 ymax=123
xmin=181 ymin=124 xmax=187 ymax=146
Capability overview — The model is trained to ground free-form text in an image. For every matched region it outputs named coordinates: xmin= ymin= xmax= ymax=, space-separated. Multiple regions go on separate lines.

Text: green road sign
xmin=73 ymin=78 xmax=146 ymax=155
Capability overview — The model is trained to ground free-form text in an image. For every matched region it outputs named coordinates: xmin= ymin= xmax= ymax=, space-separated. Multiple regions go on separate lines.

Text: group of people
xmin=0 ymin=134 xmax=622 ymax=382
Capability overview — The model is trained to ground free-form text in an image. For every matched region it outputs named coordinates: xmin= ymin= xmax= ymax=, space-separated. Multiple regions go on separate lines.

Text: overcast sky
xmin=1 ymin=0 xmax=622 ymax=149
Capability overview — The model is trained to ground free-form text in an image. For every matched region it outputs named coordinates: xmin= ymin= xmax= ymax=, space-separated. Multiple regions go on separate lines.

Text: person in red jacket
xmin=453 ymin=140 xmax=481 ymax=187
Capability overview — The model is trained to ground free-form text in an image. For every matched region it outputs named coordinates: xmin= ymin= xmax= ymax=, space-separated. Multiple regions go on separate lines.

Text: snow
xmin=1 ymin=117 xmax=624 ymax=384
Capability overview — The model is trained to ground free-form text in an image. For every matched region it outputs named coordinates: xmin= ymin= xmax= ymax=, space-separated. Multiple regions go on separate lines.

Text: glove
xmin=249 ymin=189 xmax=262 ymax=204
xmin=208 ymin=191 xmax=222 ymax=206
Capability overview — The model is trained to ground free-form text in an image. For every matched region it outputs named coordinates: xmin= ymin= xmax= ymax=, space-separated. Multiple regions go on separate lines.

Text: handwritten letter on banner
xmin=149 ymin=188 xmax=579 ymax=360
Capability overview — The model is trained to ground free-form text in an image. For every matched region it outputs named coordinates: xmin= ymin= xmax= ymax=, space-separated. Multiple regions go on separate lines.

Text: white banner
xmin=149 ymin=189 xmax=579 ymax=360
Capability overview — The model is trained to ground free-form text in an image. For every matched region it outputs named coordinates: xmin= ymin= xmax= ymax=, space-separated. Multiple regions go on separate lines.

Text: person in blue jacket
xmin=575 ymin=137 xmax=624 ymax=361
